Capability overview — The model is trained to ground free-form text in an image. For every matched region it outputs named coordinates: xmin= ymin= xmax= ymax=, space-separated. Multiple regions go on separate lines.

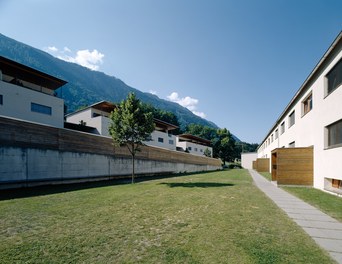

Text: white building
xmin=241 ymin=152 xmax=258 ymax=169
xmin=0 ymin=56 xmax=66 ymax=128
xmin=65 ymin=101 xmax=178 ymax=151
xmin=177 ymin=134 xmax=213 ymax=157
xmin=257 ymin=32 xmax=342 ymax=194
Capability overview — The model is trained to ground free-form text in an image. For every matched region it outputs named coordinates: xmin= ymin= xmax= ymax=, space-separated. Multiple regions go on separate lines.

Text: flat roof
xmin=258 ymin=31 xmax=342 ymax=149
xmin=154 ymin=118 xmax=178 ymax=131
xmin=0 ymin=56 xmax=67 ymax=90
xmin=178 ymin=134 xmax=211 ymax=146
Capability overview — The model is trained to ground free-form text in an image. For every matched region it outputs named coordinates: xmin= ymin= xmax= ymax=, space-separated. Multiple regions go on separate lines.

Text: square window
xmin=169 ymin=139 xmax=174 ymax=145
xmin=158 ymin=137 xmax=164 ymax=143
xmin=326 ymin=119 xmax=342 ymax=148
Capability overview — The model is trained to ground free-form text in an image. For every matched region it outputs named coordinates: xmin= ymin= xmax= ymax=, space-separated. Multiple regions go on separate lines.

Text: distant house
xmin=66 ymin=101 xmax=213 ymax=156
xmin=177 ymin=134 xmax=213 ymax=157
xmin=257 ymin=32 xmax=342 ymax=194
xmin=0 ymin=56 xmax=67 ymax=128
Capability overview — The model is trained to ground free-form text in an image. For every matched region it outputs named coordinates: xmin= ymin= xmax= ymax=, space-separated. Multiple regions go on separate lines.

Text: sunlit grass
xmin=0 ymin=170 xmax=333 ymax=263
xmin=283 ymin=186 xmax=342 ymax=222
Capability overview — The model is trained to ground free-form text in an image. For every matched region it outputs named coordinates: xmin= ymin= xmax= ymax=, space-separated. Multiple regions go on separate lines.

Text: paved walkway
xmin=248 ymin=169 xmax=342 ymax=264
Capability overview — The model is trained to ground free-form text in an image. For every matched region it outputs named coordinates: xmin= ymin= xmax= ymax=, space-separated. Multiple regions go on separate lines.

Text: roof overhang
xmin=178 ymin=134 xmax=211 ymax=146
xmin=154 ymin=118 xmax=179 ymax=131
xmin=0 ymin=56 xmax=67 ymax=90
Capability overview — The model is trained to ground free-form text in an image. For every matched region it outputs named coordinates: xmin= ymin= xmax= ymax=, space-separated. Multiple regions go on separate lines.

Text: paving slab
xmin=248 ymin=169 xmax=342 ymax=264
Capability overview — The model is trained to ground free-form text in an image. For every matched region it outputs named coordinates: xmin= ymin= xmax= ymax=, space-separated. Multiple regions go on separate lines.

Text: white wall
xmin=257 ymin=47 xmax=342 ymax=191
xmin=241 ymin=152 xmax=257 ymax=169
xmin=0 ymin=80 xmax=64 ymax=128
xmin=176 ymin=138 xmax=213 ymax=157
xmin=146 ymin=130 xmax=177 ymax=151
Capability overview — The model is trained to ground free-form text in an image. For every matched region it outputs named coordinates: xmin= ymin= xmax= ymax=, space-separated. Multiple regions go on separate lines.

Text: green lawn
xmin=283 ymin=186 xmax=342 ymax=222
xmin=258 ymin=171 xmax=272 ymax=181
xmin=0 ymin=170 xmax=334 ymax=263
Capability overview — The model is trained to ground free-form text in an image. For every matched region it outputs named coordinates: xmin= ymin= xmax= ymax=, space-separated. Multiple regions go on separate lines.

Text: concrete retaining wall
xmin=0 ymin=116 xmax=221 ymax=189
xmin=0 ymin=147 xmax=218 ymax=189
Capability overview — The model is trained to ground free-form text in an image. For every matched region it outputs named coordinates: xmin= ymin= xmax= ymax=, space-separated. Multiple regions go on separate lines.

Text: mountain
xmin=0 ymin=33 xmax=219 ymax=131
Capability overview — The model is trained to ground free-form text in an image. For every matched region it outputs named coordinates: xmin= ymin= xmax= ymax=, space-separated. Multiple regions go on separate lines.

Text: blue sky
xmin=0 ymin=0 xmax=341 ymax=143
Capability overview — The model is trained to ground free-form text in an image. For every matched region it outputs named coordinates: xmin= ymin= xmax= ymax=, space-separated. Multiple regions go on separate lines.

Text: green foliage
xmin=141 ymin=103 xmax=181 ymax=134
xmin=203 ymin=148 xmax=212 ymax=157
xmin=109 ymin=93 xmax=155 ymax=183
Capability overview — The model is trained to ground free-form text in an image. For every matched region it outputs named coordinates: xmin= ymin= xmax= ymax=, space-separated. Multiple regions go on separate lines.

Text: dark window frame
xmin=288 ymin=111 xmax=295 ymax=128
xmin=302 ymin=93 xmax=313 ymax=117
xmin=31 ymin=102 xmax=52 ymax=115
xmin=0 ymin=94 xmax=3 ymax=105
xmin=325 ymin=59 xmax=342 ymax=97
xmin=326 ymin=119 xmax=342 ymax=149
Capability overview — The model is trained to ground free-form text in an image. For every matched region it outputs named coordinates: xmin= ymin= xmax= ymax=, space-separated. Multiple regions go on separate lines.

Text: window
xmin=188 ymin=147 xmax=192 ymax=151
xmin=194 ymin=148 xmax=198 ymax=152
xmin=302 ymin=93 xmax=313 ymax=116
xmin=200 ymin=149 xmax=203 ymax=152
xmin=288 ymin=111 xmax=295 ymax=128
xmin=168 ymin=134 xmax=172 ymax=138
xmin=275 ymin=129 xmax=278 ymax=139
xmin=158 ymin=137 xmax=164 ymax=143
xmin=326 ymin=119 xmax=342 ymax=148
xmin=332 ymin=179 xmax=341 ymax=189
xmin=31 ymin=102 xmax=52 ymax=115
xmin=280 ymin=122 xmax=285 ymax=134
xmin=326 ymin=59 xmax=342 ymax=96
xmin=289 ymin=141 xmax=295 ymax=148
xmin=0 ymin=94 xmax=2 ymax=105
xmin=169 ymin=139 xmax=174 ymax=145
xmin=271 ymin=134 xmax=274 ymax=142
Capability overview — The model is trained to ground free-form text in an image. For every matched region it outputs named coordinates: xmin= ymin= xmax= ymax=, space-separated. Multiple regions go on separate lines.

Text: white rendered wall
xmin=176 ymin=138 xmax=213 ymax=157
xmin=241 ymin=152 xmax=258 ymax=169
xmin=0 ymin=80 xmax=64 ymax=128
xmin=257 ymin=50 xmax=342 ymax=190
xmin=146 ymin=130 xmax=177 ymax=151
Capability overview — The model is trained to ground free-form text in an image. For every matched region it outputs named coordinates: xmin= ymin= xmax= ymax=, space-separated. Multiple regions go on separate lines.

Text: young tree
xmin=109 ymin=93 xmax=155 ymax=183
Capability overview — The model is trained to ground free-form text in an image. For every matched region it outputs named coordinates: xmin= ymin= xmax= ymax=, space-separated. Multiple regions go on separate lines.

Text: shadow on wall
xmin=160 ymin=182 xmax=234 ymax=188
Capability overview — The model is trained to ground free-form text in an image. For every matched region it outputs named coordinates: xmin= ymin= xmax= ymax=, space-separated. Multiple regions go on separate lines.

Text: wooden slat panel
xmin=0 ymin=116 xmax=221 ymax=167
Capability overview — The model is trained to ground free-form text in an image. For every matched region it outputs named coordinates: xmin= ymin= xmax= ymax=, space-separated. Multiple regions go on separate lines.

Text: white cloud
xmin=149 ymin=90 xmax=157 ymax=95
xmin=47 ymin=46 xmax=58 ymax=52
xmin=44 ymin=46 xmax=104 ymax=71
xmin=167 ymin=92 xmax=206 ymax=118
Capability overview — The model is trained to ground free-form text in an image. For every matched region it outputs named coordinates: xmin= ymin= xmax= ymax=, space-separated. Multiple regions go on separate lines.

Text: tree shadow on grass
xmin=160 ymin=182 xmax=234 ymax=188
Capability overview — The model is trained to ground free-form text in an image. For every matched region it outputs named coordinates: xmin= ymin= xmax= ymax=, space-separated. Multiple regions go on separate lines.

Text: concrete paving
xmin=248 ymin=169 xmax=342 ymax=264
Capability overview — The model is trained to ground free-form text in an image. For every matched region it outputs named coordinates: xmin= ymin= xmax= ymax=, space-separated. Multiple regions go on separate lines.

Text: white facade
xmin=148 ymin=130 xmax=177 ymax=151
xmin=66 ymin=102 xmax=214 ymax=156
xmin=241 ymin=152 xmax=257 ymax=169
xmin=0 ymin=57 xmax=66 ymax=128
xmin=66 ymin=107 xmax=110 ymax=136
xmin=176 ymin=137 xmax=213 ymax=157
xmin=66 ymin=103 xmax=179 ymax=151
xmin=257 ymin=32 xmax=342 ymax=193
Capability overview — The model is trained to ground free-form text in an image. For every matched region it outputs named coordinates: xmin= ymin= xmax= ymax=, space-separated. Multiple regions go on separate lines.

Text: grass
xmin=0 ymin=169 xmax=334 ymax=263
xmin=283 ymin=186 xmax=342 ymax=222
xmin=259 ymin=171 xmax=272 ymax=181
